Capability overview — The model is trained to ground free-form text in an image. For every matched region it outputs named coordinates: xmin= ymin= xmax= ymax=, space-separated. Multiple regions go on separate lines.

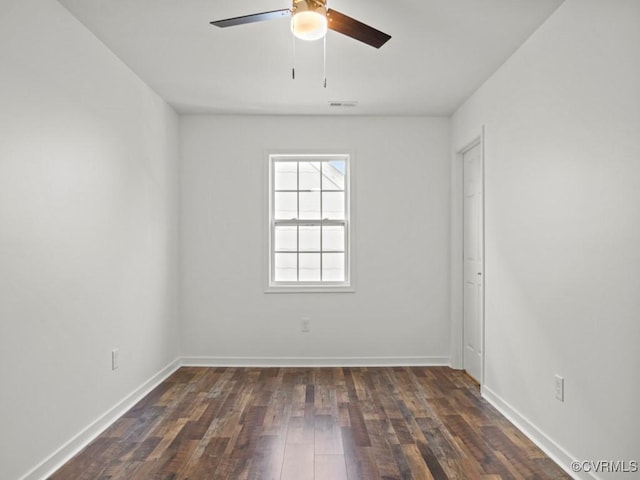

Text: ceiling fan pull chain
xmin=292 ymin=34 xmax=296 ymax=80
xmin=323 ymin=33 xmax=327 ymax=88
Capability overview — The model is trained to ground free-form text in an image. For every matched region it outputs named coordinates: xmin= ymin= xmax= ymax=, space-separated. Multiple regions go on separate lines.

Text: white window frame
xmin=265 ymin=152 xmax=354 ymax=293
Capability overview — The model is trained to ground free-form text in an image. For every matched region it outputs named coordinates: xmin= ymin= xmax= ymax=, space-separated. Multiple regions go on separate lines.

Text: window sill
xmin=265 ymin=284 xmax=355 ymax=294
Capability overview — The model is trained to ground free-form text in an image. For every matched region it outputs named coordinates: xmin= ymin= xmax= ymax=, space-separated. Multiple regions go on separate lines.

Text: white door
xmin=463 ymin=142 xmax=483 ymax=383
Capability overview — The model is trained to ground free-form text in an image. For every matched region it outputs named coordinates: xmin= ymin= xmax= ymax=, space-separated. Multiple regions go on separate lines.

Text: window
xmin=267 ymin=153 xmax=351 ymax=291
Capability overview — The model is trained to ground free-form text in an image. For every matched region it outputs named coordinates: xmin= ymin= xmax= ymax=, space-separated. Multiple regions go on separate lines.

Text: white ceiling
xmin=57 ymin=0 xmax=564 ymax=116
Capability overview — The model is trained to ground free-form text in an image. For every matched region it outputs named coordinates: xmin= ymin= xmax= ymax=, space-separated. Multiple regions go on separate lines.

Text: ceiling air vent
xmin=328 ymin=101 xmax=358 ymax=108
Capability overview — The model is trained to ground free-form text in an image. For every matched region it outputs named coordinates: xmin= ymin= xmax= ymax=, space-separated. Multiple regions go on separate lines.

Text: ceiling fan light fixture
xmin=291 ymin=0 xmax=327 ymax=41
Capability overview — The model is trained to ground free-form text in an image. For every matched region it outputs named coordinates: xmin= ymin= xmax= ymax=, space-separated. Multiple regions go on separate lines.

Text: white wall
xmin=0 ymin=1 xmax=180 ymax=479
xmin=451 ymin=0 xmax=640 ymax=477
xmin=180 ymin=115 xmax=450 ymax=364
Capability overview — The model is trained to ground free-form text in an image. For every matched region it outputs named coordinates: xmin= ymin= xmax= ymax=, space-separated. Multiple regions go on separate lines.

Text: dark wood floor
xmin=50 ymin=367 xmax=570 ymax=480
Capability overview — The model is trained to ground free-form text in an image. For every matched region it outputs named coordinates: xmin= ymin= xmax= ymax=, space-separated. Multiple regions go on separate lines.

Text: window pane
xmin=274 ymin=225 xmax=297 ymax=251
xmin=270 ymin=155 xmax=349 ymax=287
xmin=299 ymin=225 xmax=320 ymax=252
xmin=322 ymin=161 xmax=345 ymax=191
xmin=274 ymin=161 xmax=297 ymax=190
xmin=274 ymin=192 xmax=297 ymax=219
xmin=274 ymin=253 xmax=297 ymax=281
xmin=299 ymin=192 xmax=321 ymax=219
xmin=322 ymin=192 xmax=344 ymax=219
xmin=322 ymin=225 xmax=344 ymax=252
xmin=322 ymin=253 xmax=345 ymax=281
xmin=299 ymin=162 xmax=320 ymax=190
xmin=299 ymin=253 xmax=320 ymax=281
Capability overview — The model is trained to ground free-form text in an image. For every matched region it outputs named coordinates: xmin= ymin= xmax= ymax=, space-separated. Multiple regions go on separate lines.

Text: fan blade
xmin=326 ymin=9 xmax=391 ymax=48
xmin=210 ymin=9 xmax=291 ymax=28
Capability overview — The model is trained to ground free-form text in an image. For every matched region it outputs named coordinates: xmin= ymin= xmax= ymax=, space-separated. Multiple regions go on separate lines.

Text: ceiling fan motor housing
xmin=292 ymin=0 xmax=327 ymax=15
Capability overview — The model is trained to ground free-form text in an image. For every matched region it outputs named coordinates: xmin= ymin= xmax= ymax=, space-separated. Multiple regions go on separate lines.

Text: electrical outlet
xmin=112 ymin=348 xmax=119 ymax=370
xmin=301 ymin=317 xmax=311 ymax=333
xmin=554 ymin=374 xmax=564 ymax=402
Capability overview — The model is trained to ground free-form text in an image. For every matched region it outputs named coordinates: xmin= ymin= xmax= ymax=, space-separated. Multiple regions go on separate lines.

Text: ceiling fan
xmin=210 ymin=0 xmax=391 ymax=49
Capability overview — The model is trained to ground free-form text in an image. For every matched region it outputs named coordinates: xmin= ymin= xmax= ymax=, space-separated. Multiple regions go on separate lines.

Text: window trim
xmin=265 ymin=151 xmax=354 ymax=293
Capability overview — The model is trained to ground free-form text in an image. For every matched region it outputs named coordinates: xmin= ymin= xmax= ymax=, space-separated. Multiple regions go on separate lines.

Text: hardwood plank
xmin=403 ymin=443 xmax=436 ymax=480
xmin=178 ymin=437 xmax=229 ymax=479
xmin=315 ymin=454 xmax=348 ymax=480
xmin=390 ymin=443 xmax=415 ymax=479
xmin=246 ymin=434 xmax=284 ymax=480
xmin=315 ymin=414 xmax=344 ymax=455
xmin=280 ymin=443 xmax=314 ymax=480
xmin=416 ymin=441 xmax=450 ymax=480
xmin=347 ymin=402 xmax=372 ymax=447
xmin=365 ymin=418 xmax=402 ymax=479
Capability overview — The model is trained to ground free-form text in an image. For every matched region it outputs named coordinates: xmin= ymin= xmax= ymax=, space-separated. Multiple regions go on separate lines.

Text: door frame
xmin=451 ymin=128 xmax=485 ymax=388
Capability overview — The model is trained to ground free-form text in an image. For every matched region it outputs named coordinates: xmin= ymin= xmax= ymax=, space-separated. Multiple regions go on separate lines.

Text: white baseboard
xmin=482 ymin=386 xmax=597 ymax=480
xmin=180 ymin=356 xmax=451 ymax=368
xmin=20 ymin=358 xmax=181 ymax=480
